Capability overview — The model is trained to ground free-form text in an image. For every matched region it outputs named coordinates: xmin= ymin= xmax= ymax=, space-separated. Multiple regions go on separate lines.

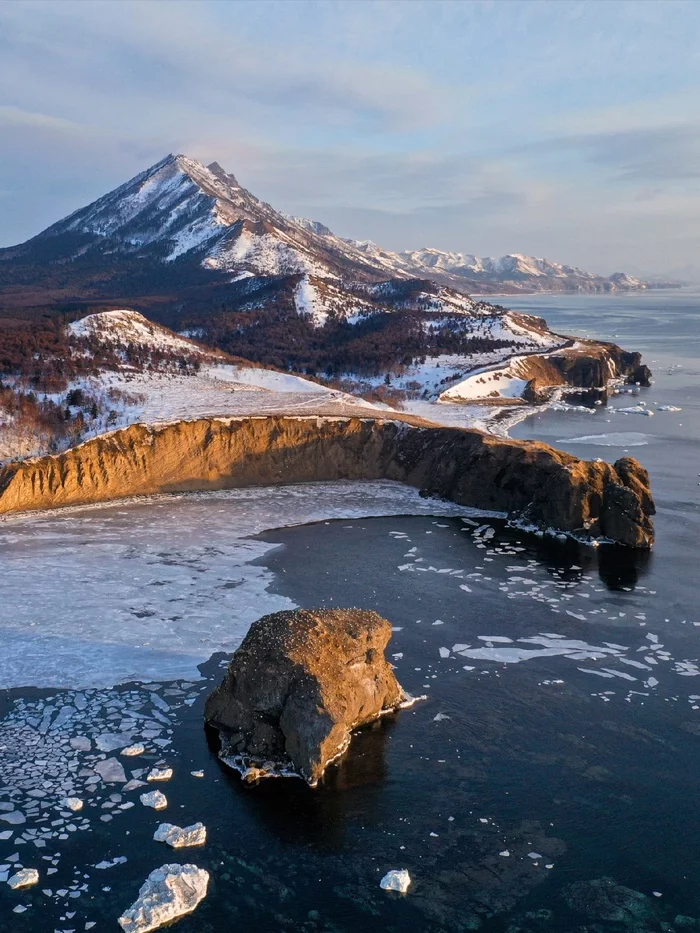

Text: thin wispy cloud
xmin=1 ymin=0 xmax=699 ymax=277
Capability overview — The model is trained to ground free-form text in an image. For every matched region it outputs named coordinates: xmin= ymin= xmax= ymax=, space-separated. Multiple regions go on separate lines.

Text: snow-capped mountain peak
xmin=12 ymin=153 xmax=657 ymax=296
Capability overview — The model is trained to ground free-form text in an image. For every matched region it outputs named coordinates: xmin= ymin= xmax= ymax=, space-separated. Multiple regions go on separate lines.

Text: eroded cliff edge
xmin=0 ymin=415 xmax=655 ymax=547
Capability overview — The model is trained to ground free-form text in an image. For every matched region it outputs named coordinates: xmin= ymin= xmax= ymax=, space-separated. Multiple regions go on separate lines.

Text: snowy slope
xmin=293 ymin=275 xmax=378 ymax=325
xmin=69 ymin=309 xmax=211 ymax=355
xmin=2 ymin=310 xmax=383 ymax=462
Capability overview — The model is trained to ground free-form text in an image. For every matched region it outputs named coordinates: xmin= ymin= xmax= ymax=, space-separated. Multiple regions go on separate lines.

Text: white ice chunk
xmin=8 ymin=868 xmax=39 ymax=889
xmin=379 ymin=869 xmax=411 ymax=893
xmin=140 ymin=791 xmax=168 ymax=810
xmin=153 ymin=823 xmax=206 ymax=849
xmin=95 ymin=856 xmax=128 ymax=870
xmin=95 ymin=758 xmax=127 ymax=784
xmin=118 ymin=863 xmax=209 ymax=933
xmin=61 ymin=798 xmax=83 ymax=812
xmin=147 ymin=768 xmax=173 ymax=782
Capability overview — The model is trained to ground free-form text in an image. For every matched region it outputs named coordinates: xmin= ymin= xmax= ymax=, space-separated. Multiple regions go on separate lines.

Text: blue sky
xmin=1 ymin=0 xmax=699 ymax=277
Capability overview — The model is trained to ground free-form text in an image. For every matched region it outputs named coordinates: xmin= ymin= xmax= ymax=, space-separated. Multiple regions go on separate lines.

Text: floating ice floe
xmin=61 ymin=797 xmax=83 ymax=812
xmin=0 ymin=810 xmax=25 ymax=825
xmin=96 ymin=732 xmax=135 ymax=752
xmin=558 ymin=432 xmax=650 ymax=447
xmin=190 ymin=770 xmax=204 ymax=779
xmin=122 ymin=744 xmax=146 ymax=757
xmin=140 ymin=791 xmax=168 ymax=810
xmin=0 ymin=481 xmax=477 ymax=690
xmin=616 ymin=405 xmax=654 ymax=416
xmin=147 ymin=767 xmax=173 ymax=782
xmin=95 ymin=757 xmax=127 ymax=783
xmin=8 ymin=867 xmax=39 ymax=889
xmin=118 ymin=863 xmax=209 ymax=933
xmin=380 ymin=869 xmax=411 ymax=893
xmin=452 ymin=635 xmax=624 ymax=665
xmin=95 ymin=856 xmax=128 ymax=870
xmin=153 ymin=822 xmax=206 ymax=849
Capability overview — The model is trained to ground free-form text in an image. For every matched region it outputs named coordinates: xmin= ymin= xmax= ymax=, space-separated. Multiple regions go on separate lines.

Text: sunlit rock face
xmin=0 ymin=415 xmax=655 ymax=547
xmin=205 ymin=608 xmax=407 ymax=785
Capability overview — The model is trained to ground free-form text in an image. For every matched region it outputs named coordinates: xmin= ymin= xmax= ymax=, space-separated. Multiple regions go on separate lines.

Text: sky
xmin=1 ymin=0 xmax=700 ymax=278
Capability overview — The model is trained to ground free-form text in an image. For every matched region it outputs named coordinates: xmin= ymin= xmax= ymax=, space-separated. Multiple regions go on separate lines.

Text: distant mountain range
xmin=0 ymin=154 xmax=675 ymax=316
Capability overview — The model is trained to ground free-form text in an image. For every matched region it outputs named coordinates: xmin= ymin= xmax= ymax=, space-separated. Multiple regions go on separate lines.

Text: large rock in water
xmin=205 ymin=609 xmax=407 ymax=785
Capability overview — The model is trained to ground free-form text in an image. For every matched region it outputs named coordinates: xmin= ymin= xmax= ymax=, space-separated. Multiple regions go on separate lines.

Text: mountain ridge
xmin=0 ymin=153 xmax=672 ymax=298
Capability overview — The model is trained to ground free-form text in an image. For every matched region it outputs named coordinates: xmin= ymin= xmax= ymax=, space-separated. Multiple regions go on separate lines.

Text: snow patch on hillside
xmin=441 ymin=367 xmax=528 ymax=402
xmin=294 ymin=275 xmax=328 ymax=326
xmin=69 ymin=310 xmax=205 ymax=355
xmin=165 ymin=210 xmax=227 ymax=261
xmin=207 ymin=226 xmax=330 ymax=277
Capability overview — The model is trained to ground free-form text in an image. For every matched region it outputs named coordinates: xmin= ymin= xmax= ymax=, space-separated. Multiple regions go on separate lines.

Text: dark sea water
xmin=1 ymin=290 xmax=699 ymax=932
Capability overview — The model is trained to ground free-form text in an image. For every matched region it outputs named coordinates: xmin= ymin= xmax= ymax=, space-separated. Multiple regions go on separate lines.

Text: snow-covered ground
xmin=0 ymin=307 xmax=584 ymax=463
xmin=205 ymin=225 xmax=330 ymax=277
xmin=440 ymin=367 xmax=529 ymax=402
xmin=0 ymin=311 xmax=395 ymax=462
xmin=67 ymin=366 xmax=386 ymax=431
xmin=69 ymin=310 xmax=210 ymax=354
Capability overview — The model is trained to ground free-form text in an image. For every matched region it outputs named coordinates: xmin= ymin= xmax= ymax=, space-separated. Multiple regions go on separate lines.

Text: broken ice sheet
xmin=0 ymin=482 xmax=475 ymax=689
xmin=95 ymin=758 xmax=127 ymax=783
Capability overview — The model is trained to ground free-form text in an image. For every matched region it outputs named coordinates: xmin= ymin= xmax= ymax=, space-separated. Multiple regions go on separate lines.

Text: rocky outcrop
xmin=520 ymin=342 xmax=646 ymax=403
xmin=0 ymin=414 xmax=655 ymax=546
xmin=205 ymin=609 xmax=406 ymax=785
xmin=626 ymin=363 xmax=653 ymax=387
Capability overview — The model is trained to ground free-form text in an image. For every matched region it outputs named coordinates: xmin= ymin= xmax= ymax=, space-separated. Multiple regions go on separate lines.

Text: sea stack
xmin=205 ymin=608 xmax=408 ymax=785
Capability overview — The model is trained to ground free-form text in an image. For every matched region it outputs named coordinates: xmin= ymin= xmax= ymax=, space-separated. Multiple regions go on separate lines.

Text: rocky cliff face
xmin=0 ymin=415 xmax=655 ymax=547
xmin=518 ymin=343 xmax=647 ymax=403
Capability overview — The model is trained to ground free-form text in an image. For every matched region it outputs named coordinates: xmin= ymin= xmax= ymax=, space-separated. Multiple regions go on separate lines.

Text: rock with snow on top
xmin=118 ymin=863 xmax=209 ymax=933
